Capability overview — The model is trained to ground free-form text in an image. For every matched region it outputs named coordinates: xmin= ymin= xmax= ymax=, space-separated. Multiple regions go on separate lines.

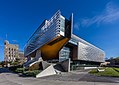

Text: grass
xmin=89 ymin=67 xmax=119 ymax=77
xmin=113 ymin=67 xmax=119 ymax=73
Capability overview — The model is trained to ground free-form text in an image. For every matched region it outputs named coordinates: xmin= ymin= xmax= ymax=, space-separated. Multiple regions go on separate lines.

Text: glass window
xmin=59 ymin=47 xmax=70 ymax=62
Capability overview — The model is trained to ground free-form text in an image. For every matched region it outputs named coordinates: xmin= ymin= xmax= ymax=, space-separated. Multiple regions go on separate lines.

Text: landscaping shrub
xmin=22 ymin=70 xmax=41 ymax=77
xmin=9 ymin=65 xmax=23 ymax=72
xmin=89 ymin=69 xmax=98 ymax=73
xmin=15 ymin=68 xmax=25 ymax=73
xmin=9 ymin=65 xmax=41 ymax=77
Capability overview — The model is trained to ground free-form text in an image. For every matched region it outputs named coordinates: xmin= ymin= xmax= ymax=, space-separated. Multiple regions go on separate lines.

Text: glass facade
xmin=59 ymin=15 xmax=65 ymax=36
xmin=24 ymin=10 xmax=65 ymax=56
xmin=24 ymin=10 xmax=72 ymax=57
xmin=59 ymin=47 xmax=70 ymax=62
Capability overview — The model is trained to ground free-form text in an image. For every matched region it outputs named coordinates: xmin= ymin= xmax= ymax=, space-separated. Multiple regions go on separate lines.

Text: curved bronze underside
xmin=39 ymin=36 xmax=70 ymax=60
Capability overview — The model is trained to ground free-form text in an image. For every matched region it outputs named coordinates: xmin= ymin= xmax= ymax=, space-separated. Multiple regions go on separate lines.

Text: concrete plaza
xmin=0 ymin=68 xmax=119 ymax=85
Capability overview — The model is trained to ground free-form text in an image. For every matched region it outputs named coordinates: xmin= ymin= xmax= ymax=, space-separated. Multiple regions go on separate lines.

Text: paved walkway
xmin=0 ymin=68 xmax=119 ymax=85
xmin=40 ymin=71 xmax=119 ymax=83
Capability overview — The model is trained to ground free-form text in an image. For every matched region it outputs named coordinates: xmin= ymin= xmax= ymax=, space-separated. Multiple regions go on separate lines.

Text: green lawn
xmin=89 ymin=67 xmax=119 ymax=77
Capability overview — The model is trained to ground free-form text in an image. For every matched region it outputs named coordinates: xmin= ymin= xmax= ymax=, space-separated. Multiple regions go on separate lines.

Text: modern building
xmin=24 ymin=10 xmax=105 ymax=75
xmin=4 ymin=40 xmax=19 ymax=62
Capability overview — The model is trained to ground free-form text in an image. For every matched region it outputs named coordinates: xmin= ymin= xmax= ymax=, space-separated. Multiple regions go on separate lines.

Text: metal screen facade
xmin=71 ymin=34 xmax=105 ymax=62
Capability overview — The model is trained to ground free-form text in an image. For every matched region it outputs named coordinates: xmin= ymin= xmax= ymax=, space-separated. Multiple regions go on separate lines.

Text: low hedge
xmin=9 ymin=65 xmax=22 ymax=71
xmin=22 ymin=70 xmax=41 ymax=77
xmin=9 ymin=66 xmax=41 ymax=77
xmin=15 ymin=68 xmax=25 ymax=73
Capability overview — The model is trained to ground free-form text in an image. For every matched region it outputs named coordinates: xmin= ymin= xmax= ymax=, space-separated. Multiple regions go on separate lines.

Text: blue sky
xmin=0 ymin=0 xmax=119 ymax=61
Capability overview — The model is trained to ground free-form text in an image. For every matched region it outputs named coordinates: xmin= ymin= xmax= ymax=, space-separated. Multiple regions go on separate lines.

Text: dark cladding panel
xmin=65 ymin=13 xmax=73 ymax=38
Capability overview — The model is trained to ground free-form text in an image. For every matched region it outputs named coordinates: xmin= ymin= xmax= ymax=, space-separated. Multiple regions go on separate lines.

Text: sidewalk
xmin=0 ymin=67 xmax=119 ymax=85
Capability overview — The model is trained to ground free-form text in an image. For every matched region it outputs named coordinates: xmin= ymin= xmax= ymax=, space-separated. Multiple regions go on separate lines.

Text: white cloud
xmin=74 ymin=22 xmax=80 ymax=30
xmin=12 ymin=40 xmax=18 ymax=43
xmin=81 ymin=2 xmax=119 ymax=27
